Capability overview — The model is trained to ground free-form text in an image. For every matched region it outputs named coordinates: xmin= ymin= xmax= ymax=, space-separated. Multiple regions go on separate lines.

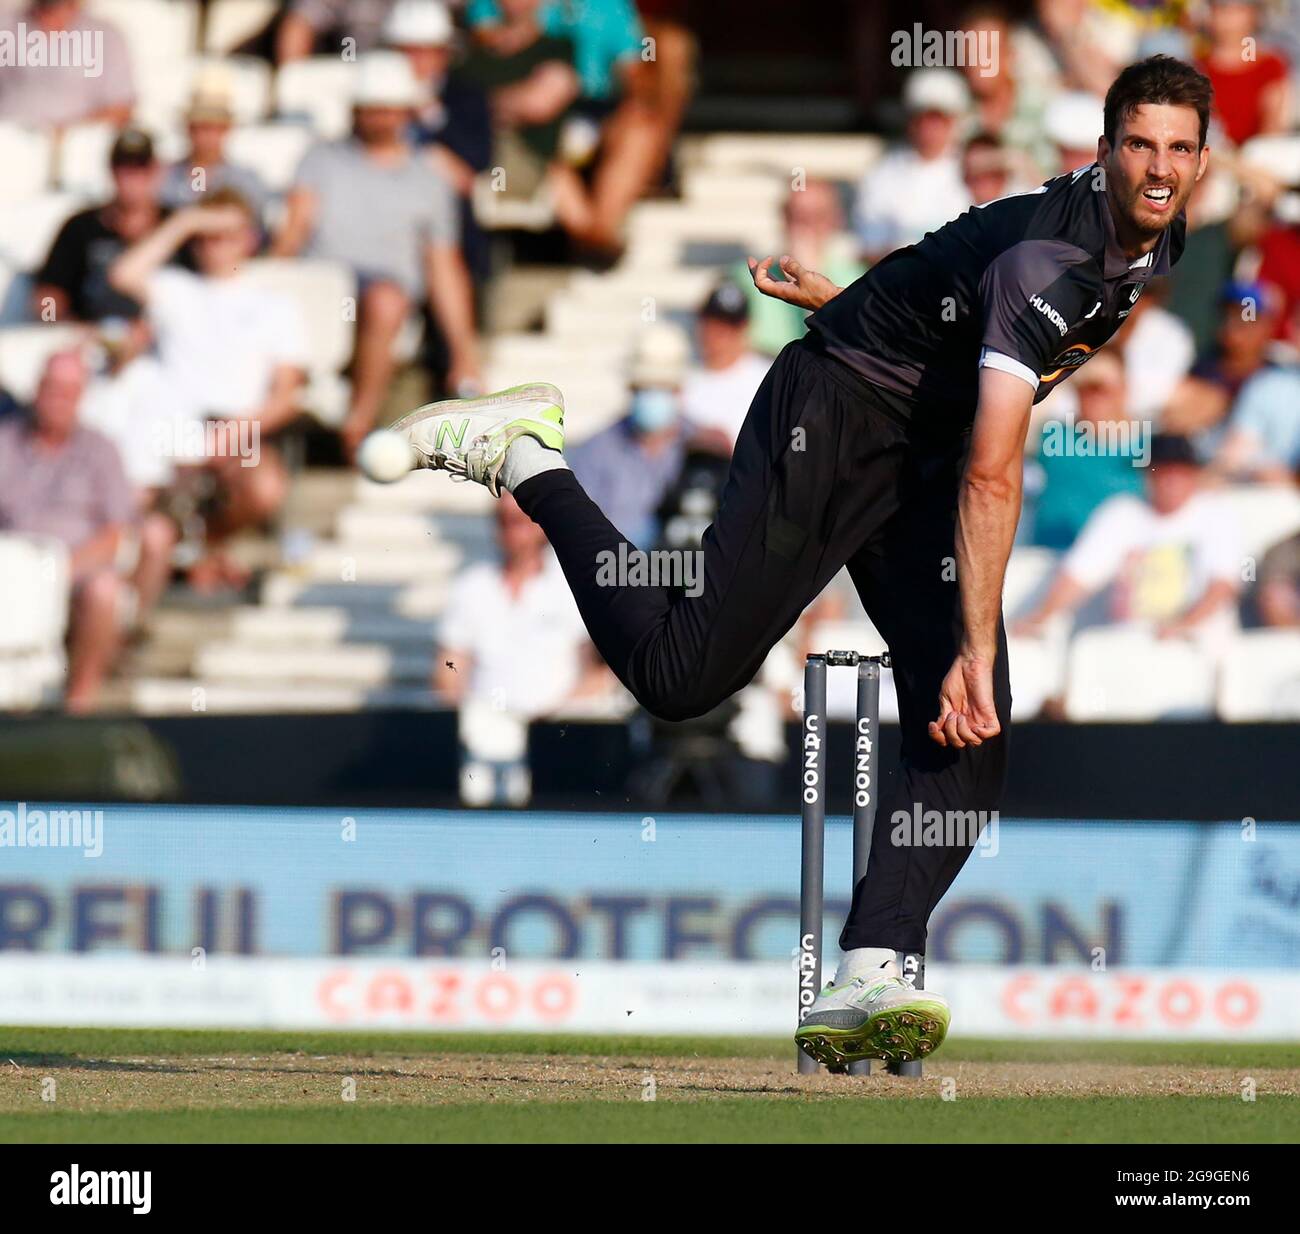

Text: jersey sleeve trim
xmin=978 ymin=347 xmax=1040 ymax=391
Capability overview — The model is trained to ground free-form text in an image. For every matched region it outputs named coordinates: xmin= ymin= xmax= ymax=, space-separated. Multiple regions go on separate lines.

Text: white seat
xmin=0 ymin=534 xmax=70 ymax=709
xmin=0 ymin=124 xmax=52 ymax=206
xmin=88 ymin=0 xmax=200 ymax=68
xmin=1218 ymin=629 xmax=1300 ymax=720
xmin=225 ymin=123 xmax=314 ymax=194
xmin=1003 ymin=546 xmax=1059 ymax=619
xmin=274 ymin=57 xmax=358 ymax=140
xmin=0 ymin=192 xmax=90 ymax=273
xmin=1006 ymin=633 xmax=1065 ymax=719
xmin=1064 ymin=625 xmax=1217 ymax=719
xmin=241 ymin=257 xmax=355 ymax=424
xmin=1219 ymin=484 xmax=1300 ymax=563
xmin=0 ymin=535 xmax=70 ymax=652
xmin=0 ymin=325 xmax=89 ymax=401
xmin=203 ymin=0 xmax=278 ymax=54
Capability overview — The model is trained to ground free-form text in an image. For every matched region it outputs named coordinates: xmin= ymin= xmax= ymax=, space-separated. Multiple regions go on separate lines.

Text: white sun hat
xmin=352 ymin=50 xmax=422 ymax=108
xmin=383 ymin=0 xmax=454 ymax=47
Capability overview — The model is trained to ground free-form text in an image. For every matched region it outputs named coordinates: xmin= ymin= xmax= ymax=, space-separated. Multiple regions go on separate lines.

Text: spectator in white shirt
xmin=108 ymin=189 xmax=310 ymax=590
xmin=435 ymin=491 xmax=612 ymax=803
xmin=1115 ymin=285 xmax=1195 ymax=421
xmin=681 ymin=282 xmax=770 ymax=452
xmin=1015 ymin=434 xmax=1242 ymax=646
xmin=853 ymin=68 xmax=972 ymax=264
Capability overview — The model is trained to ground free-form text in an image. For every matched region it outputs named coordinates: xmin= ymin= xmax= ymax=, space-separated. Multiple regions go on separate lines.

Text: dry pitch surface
xmin=1 ymin=1029 xmax=1297 ymax=1142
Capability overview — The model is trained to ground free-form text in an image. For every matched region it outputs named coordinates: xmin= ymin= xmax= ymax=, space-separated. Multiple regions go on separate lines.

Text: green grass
xmin=4 ymin=1026 xmax=1297 ymax=1068
xmin=2 ymin=1026 xmax=1295 ymax=1144
xmin=2 ymin=1097 xmax=1294 ymax=1145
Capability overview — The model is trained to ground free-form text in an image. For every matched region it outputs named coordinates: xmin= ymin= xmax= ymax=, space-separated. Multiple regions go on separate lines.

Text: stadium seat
xmin=0 ymin=534 xmax=69 ymax=709
xmin=240 ymin=257 xmax=355 ymax=425
xmin=1217 ymin=629 xmax=1300 ymax=721
xmin=88 ymin=0 xmax=200 ymax=69
xmin=1064 ymin=625 xmax=1217 ymax=720
xmin=0 ymin=193 xmax=90 ymax=274
xmin=687 ymin=133 xmax=883 ymax=180
xmin=0 ymin=124 xmax=52 ymax=206
xmin=1003 ymin=547 xmax=1060 ymax=619
xmin=203 ymin=0 xmax=278 ymax=55
xmin=274 ymin=57 xmax=358 ymax=140
xmin=225 ymin=123 xmax=314 ymax=194
xmin=1219 ymin=483 xmax=1300 ymax=563
xmin=0 ymin=324 xmax=89 ymax=401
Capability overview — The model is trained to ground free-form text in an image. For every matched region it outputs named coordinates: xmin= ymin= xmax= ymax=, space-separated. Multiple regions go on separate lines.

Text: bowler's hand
xmin=747 ymin=255 xmax=841 ymax=312
xmin=929 ymin=654 xmax=1001 ymax=748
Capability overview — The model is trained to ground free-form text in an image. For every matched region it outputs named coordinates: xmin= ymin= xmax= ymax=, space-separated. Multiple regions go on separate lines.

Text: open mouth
xmin=1141 ymin=184 xmax=1174 ymax=211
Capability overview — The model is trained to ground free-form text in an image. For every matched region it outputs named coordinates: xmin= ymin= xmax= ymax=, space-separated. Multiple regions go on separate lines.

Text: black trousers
xmin=514 ymin=337 xmax=1012 ymax=953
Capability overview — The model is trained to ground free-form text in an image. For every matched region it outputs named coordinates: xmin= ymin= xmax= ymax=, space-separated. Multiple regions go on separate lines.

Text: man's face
xmin=354 ymin=104 xmax=409 ymax=144
xmin=1100 ymin=103 xmax=1207 ymax=239
xmin=188 ymin=119 xmax=231 ymax=159
xmin=112 ymin=163 xmax=161 ymax=208
xmin=194 ymin=217 xmax=255 ymax=277
xmin=697 ymin=316 xmax=746 ymax=368
xmin=399 ymin=43 xmax=451 ymax=84
xmin=909 ymin=109 xmax=959 ymax=159
xmin=1207 ymin=1 xmax=1258 ymax=43
xmin=962 ymin=146 xmax=1008 ymax=205
xmin=1076 ymin=371 xmax=1125 ymax=422
xmin=1148 ymin=461 xmax=1200 ymax=515
xmin=34 ymin=355 xmax=86 ymax=437
xmin=497 ymin=493 xmax=544 ymax=558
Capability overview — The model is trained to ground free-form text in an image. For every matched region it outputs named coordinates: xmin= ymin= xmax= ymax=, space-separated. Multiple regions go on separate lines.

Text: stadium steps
xmin=194 ymin=641 xmax=432 ymax=686
xmin=123 ymin=679 xmax=439 ymax=714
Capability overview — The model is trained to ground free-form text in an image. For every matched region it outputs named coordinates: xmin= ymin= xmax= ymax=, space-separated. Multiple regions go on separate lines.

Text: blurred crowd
xmin=0 ymin=0 xmax=1297 ymax=749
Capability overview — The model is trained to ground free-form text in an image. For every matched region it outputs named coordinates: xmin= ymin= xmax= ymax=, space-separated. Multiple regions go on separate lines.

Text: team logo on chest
xmin=1117 ymin=281 xmax=1144 ymax=319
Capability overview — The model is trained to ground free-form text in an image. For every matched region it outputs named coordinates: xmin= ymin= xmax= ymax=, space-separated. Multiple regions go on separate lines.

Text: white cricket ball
xmin=358 ymin=430 xmax=416 ymax=484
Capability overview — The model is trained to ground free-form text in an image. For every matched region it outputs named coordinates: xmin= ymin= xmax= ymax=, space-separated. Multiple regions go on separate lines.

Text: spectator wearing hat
xmin=1043 ymin=90 xmax=1105 ymax=176
xmin=277 ymin=0 xmax=399 ymax=62
xmin=681 ymin=283 xmax=770 ymax=452
xmin=1163 ymin=279 xmax=1284 ymax=453
xmin=0 ymin=0 xmax=134 ymax=129
xmin=569 ymin=324 xmax=691 ymax=549
xmin=160 ymin=68 xmax=271 ymax=223
xmin=1029 ymin=350 xmax=1146 ymax=551
xmin=0 ymin=351 xmax=149 ymax=711
xmin=34 ymin=129 xmax=166 ymax=332
xmin=383 ymin=0 xmax=493 ymax=286
xmin=735 ymin=179 xmax=865 ymax=358
xmin=1015 ymin=434 xmax=1242 ymax=647
xmin=853 ymin=68 xmax=972 ymax=264
xmin=274 ymin=50 xmax=481 ymax=457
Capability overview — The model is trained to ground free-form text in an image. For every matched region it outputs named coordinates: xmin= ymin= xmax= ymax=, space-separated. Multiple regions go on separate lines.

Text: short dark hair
xmin=1103 ymin=55 xmax=1213 ymax=149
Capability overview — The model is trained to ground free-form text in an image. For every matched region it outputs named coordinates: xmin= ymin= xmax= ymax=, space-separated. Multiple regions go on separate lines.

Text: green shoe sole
xmin=795 ymin=1002 xmax=950 ymax=1070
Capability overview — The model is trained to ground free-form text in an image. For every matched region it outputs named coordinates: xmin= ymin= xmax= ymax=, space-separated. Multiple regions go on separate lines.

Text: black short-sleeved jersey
xmin=806 ymin=164 xmax=1185 ymax=436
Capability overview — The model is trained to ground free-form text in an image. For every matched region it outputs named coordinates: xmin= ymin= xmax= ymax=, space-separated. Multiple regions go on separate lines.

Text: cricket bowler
xmin=377 ymin=56 xmax=1211 ymax=1067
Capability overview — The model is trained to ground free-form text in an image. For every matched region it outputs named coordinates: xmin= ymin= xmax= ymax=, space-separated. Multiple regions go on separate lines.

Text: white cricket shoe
xmin=389 ymin=382 xmax=566 ymax=497
xmin=795 ymin=965 xmax=951 ymax=1070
